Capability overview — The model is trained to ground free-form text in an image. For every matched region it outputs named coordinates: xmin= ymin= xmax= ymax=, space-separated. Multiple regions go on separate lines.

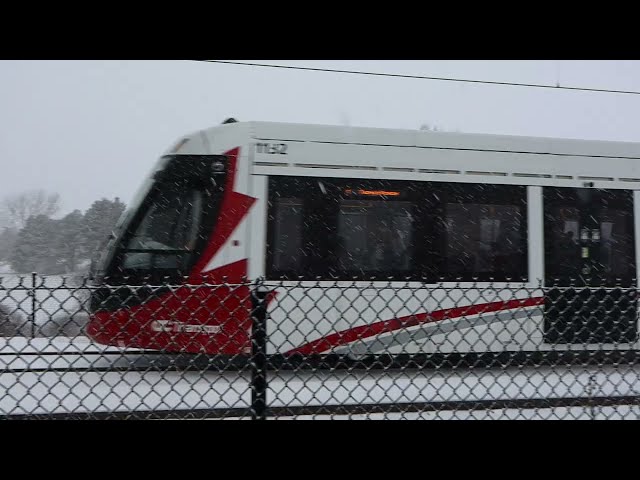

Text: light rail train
xmin=86 ymin=119 xmax=640 ymax=358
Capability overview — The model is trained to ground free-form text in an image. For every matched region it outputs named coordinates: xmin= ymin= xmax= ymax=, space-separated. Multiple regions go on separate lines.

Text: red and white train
xmin=86 ymin=119 xmax=640 ymax=357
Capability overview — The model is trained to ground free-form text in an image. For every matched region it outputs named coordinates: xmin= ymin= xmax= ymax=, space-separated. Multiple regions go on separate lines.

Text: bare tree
xmin=420 ymin=123 xmax=463 ymax=133
xmin=420 ymin=123 xmax=441 ymax=132
xmin=0 ymin=303 xmax=28 ymax=337
xmin=3 ymin=190 xmax=60 ymax=230
xmin=0 ymin=205 xmax=10 ymax=230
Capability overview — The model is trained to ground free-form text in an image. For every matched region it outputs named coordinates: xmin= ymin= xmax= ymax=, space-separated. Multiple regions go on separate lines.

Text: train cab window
xmin=430 ymin=184 xmax=528 ymax=282
xmin=122 ymin=188 xmax=203 ymax=272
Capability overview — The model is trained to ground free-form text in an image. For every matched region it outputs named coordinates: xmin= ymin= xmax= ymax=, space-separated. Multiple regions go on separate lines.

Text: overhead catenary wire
xmin=197 ymin=60 xmax=640 ymax=97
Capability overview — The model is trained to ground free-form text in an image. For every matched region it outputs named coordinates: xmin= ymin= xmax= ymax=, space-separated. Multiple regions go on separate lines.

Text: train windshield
xmin=121 ymin=188 xmax=203 ymax=270
xmin=98 ymin=155 xmax=227 ymax=283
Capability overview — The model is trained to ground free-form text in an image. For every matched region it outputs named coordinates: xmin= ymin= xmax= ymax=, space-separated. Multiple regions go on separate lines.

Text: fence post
xmin=31 ymin=272 xmax=37 ymax=338
xmin=250 ymin=284 xmax=269 ymax=420
xmin=587 ymin=374 xmax=598 ymax=420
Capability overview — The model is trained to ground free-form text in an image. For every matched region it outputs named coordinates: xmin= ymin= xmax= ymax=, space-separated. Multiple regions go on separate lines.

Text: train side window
xmin=325 ymin=180 xmax=420 ymax=280
xmin=544 ymin=187 xmax=636 ymax=286
xmin=267 ymin=176 xmax=422 ymax=280
xmin=271 ymin=197 xmax=304 ymax=273
xmin=335 ymin=198 xmax=414 ymax=277
xmin=430 ymin=184 xmax=528 ymax=282
xmin=267 ymin=176 xmax=316 ymax=279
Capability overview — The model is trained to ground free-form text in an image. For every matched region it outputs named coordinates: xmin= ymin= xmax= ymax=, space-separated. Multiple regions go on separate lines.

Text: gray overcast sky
xmin=2 ymin=60 xmax=640 ymax=216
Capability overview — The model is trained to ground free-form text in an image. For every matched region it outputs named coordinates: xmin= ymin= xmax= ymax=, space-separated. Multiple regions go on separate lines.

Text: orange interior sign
xmin=347 ymin=189 xmax=400 ymax=197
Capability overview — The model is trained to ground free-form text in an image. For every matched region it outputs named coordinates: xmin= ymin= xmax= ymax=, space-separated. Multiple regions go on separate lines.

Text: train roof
xmin=195 ymin=120 xmax=640 ymax=160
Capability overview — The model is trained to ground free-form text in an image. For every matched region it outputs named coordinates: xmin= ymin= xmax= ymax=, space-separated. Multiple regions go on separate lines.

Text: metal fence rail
xmin=1 ymin=274 xmax=639 ymax=419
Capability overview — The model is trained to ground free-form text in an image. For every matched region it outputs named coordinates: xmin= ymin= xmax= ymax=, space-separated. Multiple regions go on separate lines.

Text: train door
xmin=543 ymin=187 xmax=638 ymax=344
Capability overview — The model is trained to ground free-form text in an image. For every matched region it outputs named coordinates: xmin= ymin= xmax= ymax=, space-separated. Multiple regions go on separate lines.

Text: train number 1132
xmin=256 ymin=143 xmax=288 ymax=155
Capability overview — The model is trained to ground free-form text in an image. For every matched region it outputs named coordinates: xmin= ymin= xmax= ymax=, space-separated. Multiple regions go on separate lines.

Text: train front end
xmin=86 ymin=146 xmax=256 ymax=355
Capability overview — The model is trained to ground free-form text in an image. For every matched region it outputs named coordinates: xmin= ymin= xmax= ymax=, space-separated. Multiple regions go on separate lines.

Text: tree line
xmin=0 ymin=190 xmax=126 ymax=274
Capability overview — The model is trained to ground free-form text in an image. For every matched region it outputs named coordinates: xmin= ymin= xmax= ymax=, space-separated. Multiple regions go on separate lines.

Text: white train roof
xmin=234 ymin=121 xmax=640 ymax=159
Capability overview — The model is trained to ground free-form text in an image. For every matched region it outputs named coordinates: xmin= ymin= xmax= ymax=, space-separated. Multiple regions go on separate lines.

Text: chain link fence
xmin=1 ymin=274 xmax=639 ymax=419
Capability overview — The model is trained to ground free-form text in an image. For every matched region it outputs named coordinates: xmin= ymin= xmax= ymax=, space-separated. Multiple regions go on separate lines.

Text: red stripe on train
xmin=286 ymin=297 xmax=544 ymax=355
xmin=191 ymin=147 xmax=257 ymax=282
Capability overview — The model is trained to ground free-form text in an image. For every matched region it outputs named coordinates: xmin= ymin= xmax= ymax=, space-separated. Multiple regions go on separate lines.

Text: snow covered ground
xmin=0 ymin=336 xmax=148 ymax=370
xmin=1 ymin=336 xmax=639 ymax=419
xmin=0 ymin=262 xmax=14 ymax=274
xmin=0 ymin=274 xmax=89 ymax=336
xmin=2 ymin=367 xmax=639 ymax=419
